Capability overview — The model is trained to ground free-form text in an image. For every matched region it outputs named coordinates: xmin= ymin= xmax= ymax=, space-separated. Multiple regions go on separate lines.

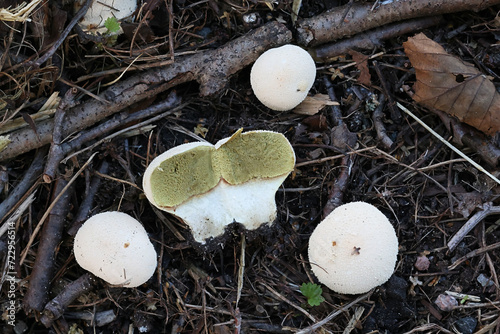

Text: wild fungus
xmin=308 ymin=202 xmax=398 ymax=294
xmin=77 ymin=0 xmax=136 ymax=31
xmin=250 ymin=44 xmax=316 ymax=111
xmin=143 ymin=129 xmax=295 ymax=244
xmin=73 ymin=212 xmax=157 ymax=287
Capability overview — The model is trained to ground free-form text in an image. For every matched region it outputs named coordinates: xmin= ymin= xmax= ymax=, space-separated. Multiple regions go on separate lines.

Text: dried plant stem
xmin=20 ymin=153 xmax=97 ymax=266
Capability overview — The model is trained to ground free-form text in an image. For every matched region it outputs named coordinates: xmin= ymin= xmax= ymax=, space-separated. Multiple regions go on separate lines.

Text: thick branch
xmin=23 ymin=179 xmax=73 ymax=313
xmin=297 ymin=0 xmax=500 ymax=47
xmin=0 ymin=21 xmax=292 ymax=161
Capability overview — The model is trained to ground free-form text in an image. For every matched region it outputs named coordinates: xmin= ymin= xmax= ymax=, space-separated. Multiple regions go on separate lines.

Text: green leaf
xmin=300 ymin=283 xmax=325 ymax=307
xmin=104 ymin=17 xmax=120 ymax=34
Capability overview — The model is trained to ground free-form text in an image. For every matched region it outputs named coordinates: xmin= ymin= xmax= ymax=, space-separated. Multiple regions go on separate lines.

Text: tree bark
xmin=297 ymin=0 xmax=500 ymax=47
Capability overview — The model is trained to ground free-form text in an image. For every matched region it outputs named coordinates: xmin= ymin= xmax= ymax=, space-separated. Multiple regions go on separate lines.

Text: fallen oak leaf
xmin=403 ymin=33 xmax=500 ymax=136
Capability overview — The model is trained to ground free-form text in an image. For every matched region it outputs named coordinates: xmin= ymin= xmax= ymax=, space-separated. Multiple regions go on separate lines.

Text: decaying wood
xmin=0 ymin=21 xmax=292 ymax=162
xmin=23 ymin=178 xmax=73 ymax=313
xmin=315 ymin=16 xmax=442 ymax=59
xmin=40 ymin=273 xmax=97 ymax=328
xmin=297 ymin=0 xmax=500 ymax=47
xmin=43 ymin=88 xmax=77 ymax=183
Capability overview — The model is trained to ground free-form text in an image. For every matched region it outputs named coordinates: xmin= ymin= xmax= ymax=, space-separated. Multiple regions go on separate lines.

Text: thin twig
xmin=447 ymin=204 xmax=500 ymax=252
xmin=40 ymin=273 xmax=97 ymax=327
xmin=28 ymin=0 xmax=92 ymax=68
xmin=0 ymin=146 xmax=47 ymax=223
xmin=20 ymin=152 xmax=97 ymax=265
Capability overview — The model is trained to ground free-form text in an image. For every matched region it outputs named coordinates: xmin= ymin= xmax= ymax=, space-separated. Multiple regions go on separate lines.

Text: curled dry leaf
xmin=293 ymin=93 xmax=339 ymax=115
xmin=403 ymin=33 xmax=500 ymax=136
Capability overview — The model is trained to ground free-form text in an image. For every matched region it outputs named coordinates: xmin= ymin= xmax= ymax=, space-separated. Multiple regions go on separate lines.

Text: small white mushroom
xmin=143 ymin=129 xmax=295 ymax=244
xmin=73 ymin=212 xmax=157 ymax=287
xmin=77 ymin=0 xmax=137 ymax=31
xmin=250 ymin=44 xmax=316 ymax=111
xmin=308 ymin=202 xmax=398 ymax=294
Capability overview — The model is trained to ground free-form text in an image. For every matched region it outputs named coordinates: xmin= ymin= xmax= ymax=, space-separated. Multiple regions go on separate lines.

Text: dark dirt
xmin=1 ymin=0 xmax=500 ymax=333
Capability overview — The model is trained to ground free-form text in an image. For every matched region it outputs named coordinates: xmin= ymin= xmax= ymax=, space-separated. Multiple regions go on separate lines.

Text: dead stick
xmin=449 ymin=241 xmax=500 ymax=270
xmin=447 ymin=204 xmax=500 ymax=252
xmin=44 ymin=88 xmax=78 ymax=183
xmin=0 ymin=21 xmax=292 ymax=162
xmin=62 ymin=92 xmax=180 ymax=156
xmin=27 ymin=0 xmax=92 ymax=68
xmin=67 ymin=160 xmax=109 ymax=236
xmin=297 ymin=0 xmax=500 ymax=47
xmin=0 ymin=146 xmax=47 ymax=223
xmin=315 ymin=16 xmax=442 ymax=59
xmin=322 ymin=155 xmax=354 ymax=217
xmin=40 ymin=273 xmax=97 ymax=328
xmin=372 ymin=94 xmax=393 ymax=149
xmin=23 ymin=178 xmax=73 ymax=313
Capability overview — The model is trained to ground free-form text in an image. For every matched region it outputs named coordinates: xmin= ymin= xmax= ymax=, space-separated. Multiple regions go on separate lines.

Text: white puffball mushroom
xmin=77 ymin=0 xmax=137 ymax=31
xmin=73 ymin=212 xmax=157 ymax=287
xmin=143 ymin=129 xmax=295 ymax=244
xmin=308 ymin=202 xmax=398 ymax=294
xmin=250 ymin=44 xmax=316 ymax=111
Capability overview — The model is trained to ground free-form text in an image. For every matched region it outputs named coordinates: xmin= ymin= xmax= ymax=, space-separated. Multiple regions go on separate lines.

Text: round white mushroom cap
xmin=308 ymin=202 xmax=398 ymax=294
xmin=250 ymin=44 xmax=316 ymax=111
xmin=73 ymin=212 xmax=157 ymax=287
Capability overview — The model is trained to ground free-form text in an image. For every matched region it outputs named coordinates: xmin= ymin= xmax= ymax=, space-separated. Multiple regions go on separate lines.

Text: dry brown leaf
xmin=403 ymin=33 xmax=500 ymax=136
xmin=293 ymin=94 xmax=339 ymax=115
xmin=348 ymin=50 xmax=371 ymax=86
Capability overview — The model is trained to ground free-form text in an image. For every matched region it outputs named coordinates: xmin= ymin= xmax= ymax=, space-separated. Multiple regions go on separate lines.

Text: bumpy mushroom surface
xmin=308 ymin=202 xmax=398 ymax=294
xmin=250 ymin=44 xmax=316 ymax=111
xmin=73 ymin=212 xmax=157 ymax=287
xmin=143 ymin=129 xmax=295 ymax=244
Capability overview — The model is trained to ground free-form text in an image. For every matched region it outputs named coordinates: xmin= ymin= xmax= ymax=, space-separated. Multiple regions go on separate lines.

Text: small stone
xmin=454 ymin=316 xmax=477 ymax=334
xmin=415 ymin=255 xmax=430 ymax=271
xmin=434 ymin=294 xmax=458 ymax=312
xmin=477 ymin=274 xmax=494 ymax=287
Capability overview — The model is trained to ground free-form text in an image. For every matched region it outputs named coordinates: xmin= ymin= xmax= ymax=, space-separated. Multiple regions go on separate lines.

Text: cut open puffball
xmin=77 ymin=0 xmax=137 ymax=31
xmin=308 ymin=202 xmax=398 ymax=294
xmin=143 ymin=129 xmax=295 ymax=244
xmin=250 ymin=44 xmax=316 ymax=111
xmin=73 ymin=212 xmax=157 ymax=287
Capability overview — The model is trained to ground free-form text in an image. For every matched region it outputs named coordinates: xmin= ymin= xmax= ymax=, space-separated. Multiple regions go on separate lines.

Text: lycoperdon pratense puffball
xmin=73 ymin=212 xmax=157 ymax=287
xmin=250 ymin=44 xmax=316 ymax=111
xmin=142 ymin=129 xmax=295 ymax=244
xmin=308 ymin=202 xmax=398 ymax=294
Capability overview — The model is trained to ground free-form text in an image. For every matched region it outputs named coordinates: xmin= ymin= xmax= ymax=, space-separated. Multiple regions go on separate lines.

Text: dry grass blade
xmin=397 ymin=102 xmax=500 ymax=185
